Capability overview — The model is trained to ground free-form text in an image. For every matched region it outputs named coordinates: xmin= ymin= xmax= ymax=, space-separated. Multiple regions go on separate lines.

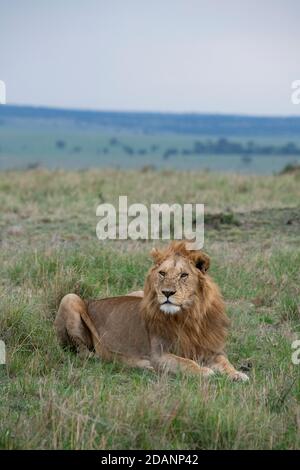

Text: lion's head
xmin=141 ymin=241 xmax=228 ymax=357
xmin=145 ymin=240 xmax=211 ymax=315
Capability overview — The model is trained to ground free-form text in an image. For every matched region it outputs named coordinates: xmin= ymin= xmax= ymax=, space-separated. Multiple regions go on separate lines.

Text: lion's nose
xmin=162 ymin=289 xmax=176 ymax=298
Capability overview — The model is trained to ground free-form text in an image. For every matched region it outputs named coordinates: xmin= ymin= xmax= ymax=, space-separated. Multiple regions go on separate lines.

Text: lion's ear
xmin=193 ymin=251 xmax=210 ymax=273
xmin=150 ymin=247 xmax=163 ymax=264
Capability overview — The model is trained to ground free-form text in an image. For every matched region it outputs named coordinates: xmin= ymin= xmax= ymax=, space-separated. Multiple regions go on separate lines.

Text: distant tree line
xmin=171 ymin=139 xmax=300 ymax=157
xmin=53 ymin=137 xmax=300 ymax=158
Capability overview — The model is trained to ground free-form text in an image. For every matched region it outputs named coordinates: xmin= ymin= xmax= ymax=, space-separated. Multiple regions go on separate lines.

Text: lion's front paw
xmin=137 ymin=359 xmax=155 ymax=371
xmin=230 ymin=371 xmax=249 ymax=382
xmin=201 ymin=367 xmax=215 ymax=377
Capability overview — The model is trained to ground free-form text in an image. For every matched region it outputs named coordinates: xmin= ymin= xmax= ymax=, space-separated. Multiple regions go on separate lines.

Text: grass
xmin=0 ymin=168 xmax=300 ymax=449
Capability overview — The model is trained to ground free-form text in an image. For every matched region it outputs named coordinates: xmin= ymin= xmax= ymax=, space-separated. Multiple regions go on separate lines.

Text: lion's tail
xmin=79 ymin=308 xmax=104 ymax=353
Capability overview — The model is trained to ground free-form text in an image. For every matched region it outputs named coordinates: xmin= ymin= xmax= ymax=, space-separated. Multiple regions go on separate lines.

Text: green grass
xmin=0 ymin=168 xmax=300 ymax=449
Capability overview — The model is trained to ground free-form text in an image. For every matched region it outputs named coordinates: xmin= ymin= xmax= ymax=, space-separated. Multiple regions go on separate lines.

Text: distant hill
xmin=1 ymin=104 xmax=300 ymax=173
xmin=1 ymin=104 xmax=300 ymax=137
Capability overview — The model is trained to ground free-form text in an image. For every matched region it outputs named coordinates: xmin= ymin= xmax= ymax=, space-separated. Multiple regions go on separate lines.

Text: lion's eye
xmin=159 ymin=271 xmax=166 ymax=277
xmin=180 ymin=273 xmax=188 ymax=279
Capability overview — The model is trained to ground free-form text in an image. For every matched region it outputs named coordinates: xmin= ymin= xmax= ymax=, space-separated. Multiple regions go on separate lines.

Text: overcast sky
xmin=0 ymin=0 xmax=300 ymax=115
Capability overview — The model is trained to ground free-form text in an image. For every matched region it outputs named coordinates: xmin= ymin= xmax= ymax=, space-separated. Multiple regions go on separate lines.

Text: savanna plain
xmin=0 ymin=168 xmax=300 ymax=449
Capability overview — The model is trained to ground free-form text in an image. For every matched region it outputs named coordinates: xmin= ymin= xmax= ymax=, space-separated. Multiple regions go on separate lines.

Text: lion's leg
xmin=117 ymin=356 xmax=153 ymax=370
xmin=210 ymin=354 xmax=249 ymax=382
xmin=54 ymin=293 xmax=94 ymax=357
xmin=126 ymin=290 xmax=144 ymax=298
xmin=152 ymin=353 xmax=214 ymax=377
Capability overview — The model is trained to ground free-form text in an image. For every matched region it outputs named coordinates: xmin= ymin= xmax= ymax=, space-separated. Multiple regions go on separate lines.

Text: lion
xmin=54 ymin=241 xmax=249 ymax=381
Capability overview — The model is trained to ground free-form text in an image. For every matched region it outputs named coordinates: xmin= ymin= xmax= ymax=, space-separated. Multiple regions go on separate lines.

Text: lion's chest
xmin=159 ymin=321 xmax=209 ymax=361
xmin=169 ymin=335 xmax=206 ymax=361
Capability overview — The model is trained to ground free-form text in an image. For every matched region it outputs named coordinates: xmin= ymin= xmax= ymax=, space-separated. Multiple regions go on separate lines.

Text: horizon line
xmin=2 ymin=102 xmax=300 ymax=120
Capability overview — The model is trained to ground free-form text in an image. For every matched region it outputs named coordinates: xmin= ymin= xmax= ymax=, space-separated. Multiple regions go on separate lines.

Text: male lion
xmin=54 ymin=241 xmax=249 ymax=381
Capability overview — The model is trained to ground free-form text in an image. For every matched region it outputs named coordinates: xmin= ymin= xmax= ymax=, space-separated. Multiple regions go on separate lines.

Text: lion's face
xmin=150 ymin=244 xmax=210 ymax=315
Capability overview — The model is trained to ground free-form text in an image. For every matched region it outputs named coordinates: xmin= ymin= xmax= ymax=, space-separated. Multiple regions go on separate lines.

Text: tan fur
xmin=54 ymin=241 xmax=249 ymax=381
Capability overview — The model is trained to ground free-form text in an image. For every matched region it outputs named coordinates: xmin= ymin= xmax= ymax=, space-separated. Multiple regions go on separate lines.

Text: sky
xmin=0 ymin=0 xmax=300 ymax=115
